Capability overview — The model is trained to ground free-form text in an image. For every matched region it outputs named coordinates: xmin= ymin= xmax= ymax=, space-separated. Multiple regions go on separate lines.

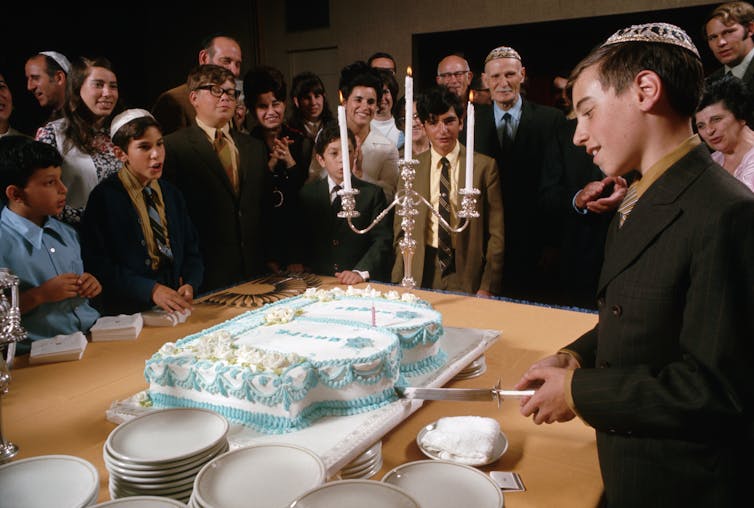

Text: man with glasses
xmin=163 ymin=64 xmax=267 ymax=292
xmin=435 ymin=54 xmax=473 ymax=101
xmin=153 ymin=33 xmax=243 ymax=135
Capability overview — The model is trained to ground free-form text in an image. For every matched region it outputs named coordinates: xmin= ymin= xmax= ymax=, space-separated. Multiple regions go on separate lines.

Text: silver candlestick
xmin=0 ymin=267 xmax=26 ymax=463
xmin=337 ymin=158 xmax=480 ymax=289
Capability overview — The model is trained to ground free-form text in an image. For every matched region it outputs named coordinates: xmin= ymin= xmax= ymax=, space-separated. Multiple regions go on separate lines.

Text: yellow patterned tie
xmin=214 ymin=129 xmax=238 ymax=194
xmin=438 ymin=157 xmax=453 ymax=274
xmin=617 ymin=180 xmax=640 ymax=228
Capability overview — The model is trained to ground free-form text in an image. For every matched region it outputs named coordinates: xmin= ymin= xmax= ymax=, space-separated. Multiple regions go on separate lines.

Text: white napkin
xmin=420 ymin=416 xmax=500 ymax=465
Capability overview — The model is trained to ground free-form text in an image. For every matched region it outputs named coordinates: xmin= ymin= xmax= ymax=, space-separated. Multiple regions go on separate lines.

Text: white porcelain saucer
xmin=416 ymin=420 xmax=508 ymax=466
xmin=0 ymin=454 xmax=99 ymax=508
xmin=106 ymin=408 xmax=228 ymax=465
xmin=289 ymin=479 xmax=420 ymax=508
xmin=382 ymin=459 xmax=504 ymax=508
xmin=94 ymin=495 xmax=188 ymax=507
xmin=193 ymin=443 xmax=326 ymax=508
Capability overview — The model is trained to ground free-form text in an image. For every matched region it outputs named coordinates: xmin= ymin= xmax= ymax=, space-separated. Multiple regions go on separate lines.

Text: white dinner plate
xmin=341 ymin=440 xmax=382 ymax=470
xmin=382 ymin=459 xmax=504 ymax=508
xmin=416 ymin=421 xmax=509 ymax=466
xmin=93 ymin=495 xmax=188 ymax=507
xmin=194 ymin=443 xmax=326 ymax=508
xmin=289 ymin=479 xmax=420 ymax=508
xmin=106 ymin=408 xmax=228 ymax=464
xmin=0 ymin=454 xmax=99 ymax=508
xmin=104 ymin=440 xmax=228 ymax=474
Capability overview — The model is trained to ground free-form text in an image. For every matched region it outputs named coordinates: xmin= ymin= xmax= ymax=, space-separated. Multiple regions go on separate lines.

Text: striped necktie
xmin=142 ymin=186 xmax=173 ymax=263
xmin=438 ymin=157 xmax=453 ymax=275
xmin=617 ymin=180 xmax=640 ymax=228
xmin=214 ymin=129 xmax=238 ymax=193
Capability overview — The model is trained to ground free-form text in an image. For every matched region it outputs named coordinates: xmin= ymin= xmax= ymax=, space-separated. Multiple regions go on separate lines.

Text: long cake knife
xmin=395 ymin=383 xmax=535 ymax=408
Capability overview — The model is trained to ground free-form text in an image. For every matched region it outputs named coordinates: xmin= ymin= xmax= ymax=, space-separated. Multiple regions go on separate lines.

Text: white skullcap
xmin=39 ymin=51 xmax=71 ymax=74
xmin=602 ymin=22 xmax=700 ymax=59
xmin=110 ymin=109 xmax=155 ymax=139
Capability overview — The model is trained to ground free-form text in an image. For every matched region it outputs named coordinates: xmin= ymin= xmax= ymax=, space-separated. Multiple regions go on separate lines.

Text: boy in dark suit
xmin=297 ymin=123 xmax=392 ymax=284
xmin=515 ymin=23 xmax=754 ymax=507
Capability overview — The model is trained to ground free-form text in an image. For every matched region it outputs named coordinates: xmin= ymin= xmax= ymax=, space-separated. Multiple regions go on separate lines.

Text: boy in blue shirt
xmin=0 ymin=136 xmax=100 ymax=350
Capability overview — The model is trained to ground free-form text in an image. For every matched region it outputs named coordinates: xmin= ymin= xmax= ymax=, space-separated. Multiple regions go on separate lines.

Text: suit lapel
xmin=187 ymin=126 xmax=236 ymax=197
xmin=597 ymin=146 xmax=707 ymax=293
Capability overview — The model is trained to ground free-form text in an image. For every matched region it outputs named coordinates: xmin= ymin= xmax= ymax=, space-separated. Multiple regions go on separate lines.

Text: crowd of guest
xmin=2 ymin=2 xmax=754 ymax=349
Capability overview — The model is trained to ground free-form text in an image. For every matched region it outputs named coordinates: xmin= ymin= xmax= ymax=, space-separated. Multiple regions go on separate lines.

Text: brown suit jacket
xmin=152 ymin=84 xmax=195 ymax=135
xmin=391 ymin=145 xmax=504 ymax=294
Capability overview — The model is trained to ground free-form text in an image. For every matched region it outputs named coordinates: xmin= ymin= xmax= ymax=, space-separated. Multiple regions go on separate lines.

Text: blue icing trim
xmin=401 ymin=348 xmax=448 ymax=377
xmin=149 ymin=387 xmax=398 ymax=434
xmin=345 ymin=337 xmax=374 ymax=348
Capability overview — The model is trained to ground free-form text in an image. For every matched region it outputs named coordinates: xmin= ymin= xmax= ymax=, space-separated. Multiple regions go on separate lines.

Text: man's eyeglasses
xmin=437 ymin=70 xmax=470 ymax=80
xmin=195 ymin=84 xmax=239 ymax=100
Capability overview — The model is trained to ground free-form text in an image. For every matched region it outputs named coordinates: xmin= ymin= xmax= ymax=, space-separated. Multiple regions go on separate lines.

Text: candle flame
xmin=407 ymin=66 xmax=413 ymax=77
xmin=469 ymin=90 xmax=475 ymax=103
xmin=338 ymin=90 xmax=344 ymax=104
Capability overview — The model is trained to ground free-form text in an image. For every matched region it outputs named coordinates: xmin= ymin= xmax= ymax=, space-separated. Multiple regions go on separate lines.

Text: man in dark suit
xmin=392 ymin=86 xmax=503 ymax=296
xmin=163 ymin=64 xmax=267 ymax=293
xmin=152 ymin=34 xmax=243 ymax=135
xmin=474 ymin=45 xmax=566 ymax=302
xmin=516 ymin=23 xmax=754 ymax=507
xmin=704 ymin=2 xmax=754 ymax=91
xmin=298 ymin=123 xmax=392 ymax=284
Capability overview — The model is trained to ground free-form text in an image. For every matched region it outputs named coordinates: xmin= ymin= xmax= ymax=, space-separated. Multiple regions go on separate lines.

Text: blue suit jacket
xmin=81 ymin=173 xmax=203 ymax=314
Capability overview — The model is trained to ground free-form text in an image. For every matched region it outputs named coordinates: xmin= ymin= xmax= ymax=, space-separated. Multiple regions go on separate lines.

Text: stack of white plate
xmin=382 ymin=459 xmax=504 ymax=508
xmin=93 ymin=496 xmax=187 ymax=507
xmin=289 ymin=479 xmax=421 ymax=508
xmin=189 ymin=443 xmax=326 ymax=508
xmin=104 ymin=408 xmax=229 ymax=504
xmin=0 ymin=454 xmax=99 ymax=507
xmin=454 ymin=354 xmax=487 ymax=380
xmin=338 ymin=440 xmax=382 ymax=479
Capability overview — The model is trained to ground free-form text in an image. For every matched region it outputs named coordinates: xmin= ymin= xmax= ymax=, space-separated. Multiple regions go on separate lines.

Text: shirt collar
xmin=195 ymin=116 xmax=230 ymax=141
xmin=327 ymin=175 xmax=343 ymax=193
xmin=430 ymin=140 xmax=461 ymax=169
xmin=634 ymin=135 xmax=702 ymax=200
xmin=726 ymin=46 xmax=754 ymax=79
xmin=1 ymin=206 xmax=66 ymax=249
xmin=493 ymin=95 xmax=522 ymax=124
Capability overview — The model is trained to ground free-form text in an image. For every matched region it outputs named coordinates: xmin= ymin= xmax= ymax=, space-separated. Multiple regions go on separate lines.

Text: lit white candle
xmin=404 ymin=67 xmax=413 ymax=161
xmin=465 ymin=92 xmax=475 ymax=191
xmin=337 ymin=93 xmax=352 ymax=191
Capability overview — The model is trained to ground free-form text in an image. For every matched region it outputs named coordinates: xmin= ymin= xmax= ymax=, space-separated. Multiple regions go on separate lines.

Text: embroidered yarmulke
xmin=110 ymin=109 xmax=154 ymax=139
xmin=484 ymin=46 xmax=522 ymax=64
xmin=602 ymin=22 xmax=700 ymax=58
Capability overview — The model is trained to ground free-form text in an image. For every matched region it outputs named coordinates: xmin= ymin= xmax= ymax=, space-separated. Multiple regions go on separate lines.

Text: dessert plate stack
xmin=103 ymin=408 xmax=229 ymax=504
xmin=93 ymin=496 xmax=188 ymax=507
xmin=0 ymin=454 xmax=99 ymax=507
xmin=453 ymin=354 xmax=487 ymax=380
xmin=338 ymin=440 xmax=383 ymax=479
xmin=188 ymin=443 xmax=326 ymax=508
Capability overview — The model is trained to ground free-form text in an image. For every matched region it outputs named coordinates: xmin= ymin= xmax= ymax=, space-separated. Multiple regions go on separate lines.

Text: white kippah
xmin=110 ymin=109 xmax=155 ymax=139
xmin=39 ymin=51 xmax=71 ymax=74
xmin=484 ymin=46 xmax=522 ymax=64
xmin=602 ymin=22 xmax=700 ymax=58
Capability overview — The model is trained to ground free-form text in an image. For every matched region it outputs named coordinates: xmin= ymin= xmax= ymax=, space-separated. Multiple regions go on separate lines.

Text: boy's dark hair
xmin=566 ymin=41 xmax=703 ymax=118
xmin=243 ymin=65 xmax=286 ymax=108
xmin=0 ymin=136 xmax=62 ymax=203
xmin=338 ymin=61 xmax=383 ymax=103
xmin=416 ymin=86 xmax=463 ymax=123
xmin=111 ymin=116 xmax=163 ymax=151
xmin=187 ymin=64 xmax=235 ymax=92
xmin=697 ymin=74 xmax=754 ymax=125
xmin=314 ymin=121 xmax=356 ymax=156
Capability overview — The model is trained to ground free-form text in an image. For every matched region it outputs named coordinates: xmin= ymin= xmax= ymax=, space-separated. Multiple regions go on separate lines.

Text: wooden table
xmin=3 ymin=279 xmax=603 ymax=507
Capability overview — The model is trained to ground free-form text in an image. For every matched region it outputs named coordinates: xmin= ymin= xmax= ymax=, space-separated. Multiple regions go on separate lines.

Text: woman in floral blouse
xmin=36 ymin=56 xmax=122 ymax=226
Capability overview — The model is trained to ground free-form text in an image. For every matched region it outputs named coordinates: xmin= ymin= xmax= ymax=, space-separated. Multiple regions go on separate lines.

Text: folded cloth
xmin=420 ymin=416 xmax=500 ymax=465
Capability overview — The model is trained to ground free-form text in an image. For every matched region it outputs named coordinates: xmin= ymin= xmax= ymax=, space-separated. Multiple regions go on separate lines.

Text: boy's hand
xmin=335 ymin=270 xmax=364 ymax=285
xmin=39 ymin=273 xmax=81 ymax=303
xmin=76 ymin=272 xmax=102 ymax=298
xmin=152 ymin=283 xmax=193 ymax=313
xmin=176 ymin=284 xmax=194 ymax=304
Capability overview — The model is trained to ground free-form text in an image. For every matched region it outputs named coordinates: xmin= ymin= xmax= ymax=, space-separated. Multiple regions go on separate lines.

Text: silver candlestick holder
xmin=0 ymin=267 xmax=26 ymax=463
xmin=337 ymin=159 xmax=480 ymax=289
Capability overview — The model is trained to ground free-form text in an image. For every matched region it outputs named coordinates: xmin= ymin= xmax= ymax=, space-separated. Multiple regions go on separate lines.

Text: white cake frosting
xmin=145 ymin=287 xmax=444 ymax=433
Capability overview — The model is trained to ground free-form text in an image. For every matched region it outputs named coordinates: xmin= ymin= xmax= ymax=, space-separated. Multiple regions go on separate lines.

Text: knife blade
xmin=395 ymin=385 xmax=535 ymax=407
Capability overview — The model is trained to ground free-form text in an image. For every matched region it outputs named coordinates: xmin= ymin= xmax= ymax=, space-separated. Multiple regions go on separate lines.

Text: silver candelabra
xmin=0 ymin=267 xmax=26 ymax=463
xmin=337 ymin=159 xmax=480 ymax=289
